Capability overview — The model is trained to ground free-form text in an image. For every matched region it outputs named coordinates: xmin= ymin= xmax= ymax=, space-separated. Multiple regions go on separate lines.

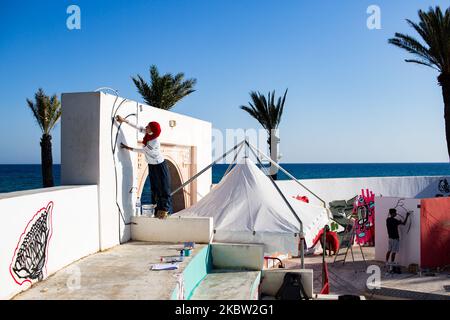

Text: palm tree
xmin=388 ymin=6 xmax=450 ymax=160
xmin=240 ymin=89 xmax=288 ymax=180
xmin=132 ymin=65 xmax=197 ymax=110
xmin=26 ymin=88 xmax=61 ymax=187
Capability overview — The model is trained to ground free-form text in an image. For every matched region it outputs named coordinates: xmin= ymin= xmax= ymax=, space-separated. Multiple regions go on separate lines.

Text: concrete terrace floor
xmin=12 ymin=243 xmax=450 ymax=300
xmin=13 ymin=242 xmax=206 ymax=300
xmin=285 ymin=247 xmax=450 ymax=300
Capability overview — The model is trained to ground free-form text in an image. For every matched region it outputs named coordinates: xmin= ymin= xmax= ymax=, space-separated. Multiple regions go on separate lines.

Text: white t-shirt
xmin=127 ymin=121 xmax=165 ymax=165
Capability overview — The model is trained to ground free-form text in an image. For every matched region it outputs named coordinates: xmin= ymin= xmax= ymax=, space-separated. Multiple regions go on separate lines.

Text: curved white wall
xmin=0 ymin=186 xmax=99 ymax=300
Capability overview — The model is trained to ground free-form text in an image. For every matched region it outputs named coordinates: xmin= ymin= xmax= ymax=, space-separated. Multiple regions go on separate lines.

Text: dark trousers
xmin=148 ymin=161 xmax=172 ymax=213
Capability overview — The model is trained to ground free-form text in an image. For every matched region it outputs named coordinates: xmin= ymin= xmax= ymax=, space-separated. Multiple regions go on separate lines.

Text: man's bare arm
xmin=401 ymin=211 xmax=412 ymax=225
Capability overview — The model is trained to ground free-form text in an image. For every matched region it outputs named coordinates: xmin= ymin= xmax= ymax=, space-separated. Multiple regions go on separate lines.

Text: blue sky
xmin=0 ymin=0 xmax=449 ymax=164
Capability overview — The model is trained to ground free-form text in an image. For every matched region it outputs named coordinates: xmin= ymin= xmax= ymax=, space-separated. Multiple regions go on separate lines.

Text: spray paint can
xmin=135 ymin=198 xmax=142 ymax=216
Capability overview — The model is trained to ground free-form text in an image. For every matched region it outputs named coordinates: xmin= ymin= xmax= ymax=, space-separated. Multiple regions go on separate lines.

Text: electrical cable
xmin=112 ymin=107 xmax=139 ymax=243
xmin=101 ymin=89 xmax=140 ymax=244
xmin=94 ymin=88 xmax=143 ymax=245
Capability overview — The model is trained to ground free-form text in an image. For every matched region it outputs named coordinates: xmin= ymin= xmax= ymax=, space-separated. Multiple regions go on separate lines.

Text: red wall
xmin=420 ymin=197 xmax=450 ymax=268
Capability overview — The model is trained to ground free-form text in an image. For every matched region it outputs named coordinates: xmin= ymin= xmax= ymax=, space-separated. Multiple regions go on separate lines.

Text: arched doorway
xmin=166 ymin=160 xmax=186 ymax=213
xmin=136 ymin=144 xmax=197 ymax=213
xmin=138 ymin=159 xmax=186 ymax=213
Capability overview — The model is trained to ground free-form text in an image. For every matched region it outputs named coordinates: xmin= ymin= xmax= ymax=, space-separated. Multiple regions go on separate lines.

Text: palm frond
xmin=132 ymin=65 xmax=196 ymax=110
xmin=405 ymin=59 xmax=440 ymax=71
xmin=240 ymin=89 xmax=288 ymax=132
xmin=389 ymin=33 xmax=440 ymax=69
xmin=389 ymin=6 xmax=450 ymax=73
xmin=26 ymin=89 xmax=61 ymax=135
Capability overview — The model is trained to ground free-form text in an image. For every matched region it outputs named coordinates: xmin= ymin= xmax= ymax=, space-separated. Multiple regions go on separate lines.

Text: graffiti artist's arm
xmin=401 ymin=211 xmax=412 ymax=225
xmin=121 ymin=143 xmax=145 ymax=154
xmin=116 ymin=116 xmax=146 ymax=134
xmin=120 ymin=142 xmax=138 ymax=152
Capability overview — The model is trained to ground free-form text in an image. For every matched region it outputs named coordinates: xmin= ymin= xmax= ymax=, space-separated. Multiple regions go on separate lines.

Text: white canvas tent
xmin=174 ymin=157 xmax=329 ymax=255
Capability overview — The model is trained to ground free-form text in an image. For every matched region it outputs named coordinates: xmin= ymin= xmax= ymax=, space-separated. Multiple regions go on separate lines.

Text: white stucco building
xmin=61 ymin=91 xmax=213 ymax=249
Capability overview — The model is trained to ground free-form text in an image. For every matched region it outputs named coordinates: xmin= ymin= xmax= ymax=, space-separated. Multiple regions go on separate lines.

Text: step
xmin=189 ymin=270 xmax=261 ymax=300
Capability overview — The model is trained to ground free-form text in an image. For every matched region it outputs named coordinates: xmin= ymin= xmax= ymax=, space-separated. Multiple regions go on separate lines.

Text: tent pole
xmin=246 ymin=140 xmax=305 ymax=268
xmin=322 ymin=225 xmax=326 ymax=287
xmin=301 ymin=238 xmax=305 ymax=270
xmin=223 ymin=142 xmax=244 ymax=177
xmin=170 ymin=140 xmax=246 ymax=197
xmin=246 ymin=141 xmax=327 ymax=209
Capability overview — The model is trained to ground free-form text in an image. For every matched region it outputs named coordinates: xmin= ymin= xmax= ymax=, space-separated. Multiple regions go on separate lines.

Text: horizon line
xmin=1 ymin=162 xmax=449 ymax=166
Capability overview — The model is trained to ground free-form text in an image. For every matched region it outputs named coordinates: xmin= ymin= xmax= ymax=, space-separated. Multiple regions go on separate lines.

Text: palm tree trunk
xmin=267 ymin=135 xmax=278 ymax=180
xmin=439 ymin=73 xmax=450 ymax=161
xmin=40 ymin=134 xmax=54 ymax=187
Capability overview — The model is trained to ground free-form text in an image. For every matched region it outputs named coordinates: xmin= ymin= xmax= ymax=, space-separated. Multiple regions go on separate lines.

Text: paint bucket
xmin=160 ymin=256 xmax=184 ymax=263
xmin=184 ymin=242 xmax=195 ymax=249
xmin=142 ymin=204 xmax=156 ymax=217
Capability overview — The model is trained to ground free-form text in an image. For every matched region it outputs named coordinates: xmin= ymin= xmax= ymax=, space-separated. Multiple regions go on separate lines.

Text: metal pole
xmin=170 ymin=140 xmax=245 ymax=197
xmin=300 ymin=237 xmax=305 ymax=270
xmin=322 ymin=225 xmax=326 ymax=288
xmin=246 ymin=141 xmax=327 ymax=208
xmin=247 ymin=141 xmax=303 ymax=227
xmin=246 ymin=141 xmax=305 ymax=268
xmin=223 ymin=142 xmax=244 ymax=178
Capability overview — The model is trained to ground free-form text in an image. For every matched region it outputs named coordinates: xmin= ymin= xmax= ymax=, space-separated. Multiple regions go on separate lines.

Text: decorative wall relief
xmin=9 ymin=202 xmax=54 ymax=285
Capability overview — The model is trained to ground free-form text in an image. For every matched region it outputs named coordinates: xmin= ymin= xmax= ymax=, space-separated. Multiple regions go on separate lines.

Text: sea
xmin=1 ymin=163 xmax=450 ymax=195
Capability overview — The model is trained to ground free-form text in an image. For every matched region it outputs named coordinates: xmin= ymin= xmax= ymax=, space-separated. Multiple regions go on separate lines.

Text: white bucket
xmin=142 ymin=204 xmax=156 ymax=217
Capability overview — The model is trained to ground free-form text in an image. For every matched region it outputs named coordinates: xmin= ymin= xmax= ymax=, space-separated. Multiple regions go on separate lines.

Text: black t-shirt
xmin=386 ymin=217 xmax=401 ymax=239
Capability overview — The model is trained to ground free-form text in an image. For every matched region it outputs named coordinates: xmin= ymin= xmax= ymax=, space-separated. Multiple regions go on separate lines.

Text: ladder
xmin=333 ymin=222 xmax=367 ymax=269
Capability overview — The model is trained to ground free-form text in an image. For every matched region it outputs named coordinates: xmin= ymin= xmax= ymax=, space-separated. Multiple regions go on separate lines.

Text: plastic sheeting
xmin=420 ymin=197 xmax=450 ymax=268
xmin=175 ymin=158 xmax=329 ymax=255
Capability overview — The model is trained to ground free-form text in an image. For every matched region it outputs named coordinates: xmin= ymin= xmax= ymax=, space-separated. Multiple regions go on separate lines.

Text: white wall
xmin=277 ymin=176 xmax=450 ymax=207
xmin=131 ymin=216 xmax=213 ymax=243
xmin=61 ymin=92 xmax=212 ymax=250
xmin=0 ymin=186 xmax=99 ymax=300
xmin=374 ymin=197 xmax=421 ymax=267
xmin=211 ymin=243 xmax=265 ymax=271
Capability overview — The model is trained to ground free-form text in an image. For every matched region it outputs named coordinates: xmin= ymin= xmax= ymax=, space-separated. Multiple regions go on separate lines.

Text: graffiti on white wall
xmin=353 ymin=189 xmax=375 ymax=245
xmin=438 ymin=178 xmax=450 ymax=194
xmin=9 ymin=202 xmax=54 ymax=285
xmin=391 ymin=198 xmax=413 ymax=234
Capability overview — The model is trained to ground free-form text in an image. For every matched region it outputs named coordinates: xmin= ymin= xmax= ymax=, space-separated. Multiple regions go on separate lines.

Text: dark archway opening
xmin=141 ymin=160 xmax=186 ymax=213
